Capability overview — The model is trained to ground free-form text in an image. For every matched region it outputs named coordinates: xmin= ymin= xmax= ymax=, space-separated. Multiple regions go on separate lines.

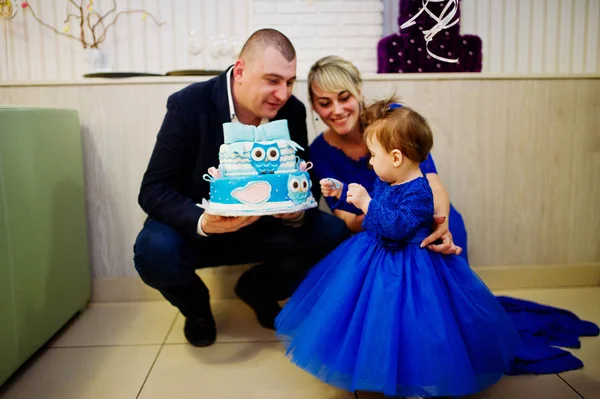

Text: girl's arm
xmin=358 ymin=177 xmax=432 ymax=241
xmin=362 ymin=192 xmax=430 ymax=241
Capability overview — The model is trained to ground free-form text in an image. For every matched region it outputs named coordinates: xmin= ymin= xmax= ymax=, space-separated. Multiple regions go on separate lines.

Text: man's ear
xmin=391 ymin=149 xmax=403 ymax=167
xmin=233 ymin=59 xmax=245 ymax=82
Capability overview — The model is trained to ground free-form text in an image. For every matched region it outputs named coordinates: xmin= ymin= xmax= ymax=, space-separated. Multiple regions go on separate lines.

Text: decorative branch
xmin=63 ymin=13 xmax=82 ymax=24
xmin=66 ymin=0 xmax=81 ymax=8
xmin=87 ymin=11 xmax=97 ymax=47
xmin=96 ymin=9 xmax=165 ymax=45
xmin=21 ymin=0 xmax=165 ymax=49
xmin=92 ymin=0 xmax=115 ymax=31
xmin=77 ymin=1 xmax=85 ymax=46
xmin=23 ymin=2 xmax=84 ymax=45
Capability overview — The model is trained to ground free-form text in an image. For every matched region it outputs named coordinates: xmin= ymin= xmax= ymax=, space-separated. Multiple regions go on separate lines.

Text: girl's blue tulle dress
xmin=275 ymin=176 xmax=520 ymax=398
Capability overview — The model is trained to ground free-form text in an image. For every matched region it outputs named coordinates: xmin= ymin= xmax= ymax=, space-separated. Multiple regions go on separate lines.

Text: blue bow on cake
xmin=222 ymin=120 xmax=303 ymax=155
xmin=223 ymin=120 xmax=291 ymax=143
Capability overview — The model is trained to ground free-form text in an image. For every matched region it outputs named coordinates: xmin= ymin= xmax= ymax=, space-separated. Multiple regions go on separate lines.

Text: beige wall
xmin=1 ymin=75 xmax=599 ymax=282
xmin=2 ymin=0 xmax=600 ymax=81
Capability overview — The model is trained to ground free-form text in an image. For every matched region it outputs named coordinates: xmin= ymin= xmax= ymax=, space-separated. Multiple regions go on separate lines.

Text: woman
xmin=308 ymin=55 xmax=468 ymax=261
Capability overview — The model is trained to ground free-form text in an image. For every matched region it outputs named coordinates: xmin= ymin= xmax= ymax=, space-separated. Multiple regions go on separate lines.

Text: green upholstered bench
xmin=0 ymin=106 xmax=91 ymax=386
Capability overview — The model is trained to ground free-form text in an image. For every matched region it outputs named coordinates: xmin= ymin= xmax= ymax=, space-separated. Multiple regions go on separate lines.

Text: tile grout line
xmin=162 ymin=339 xmax=279 ymax=346
xmin=51 ymin=344 xmax=164 ymax=349
xmin=556 ymin=373 xmax=585 ymax=399
xmin=90 ymin=300 xmax=169 ymax=304
xmin=135 ymin=313 xmax=181 ymax=399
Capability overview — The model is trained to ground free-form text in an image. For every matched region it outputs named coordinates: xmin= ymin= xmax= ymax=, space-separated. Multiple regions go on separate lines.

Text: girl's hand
xmin=320 ymin=178 xmax=344 ymax=199
xmin=346 ymin=183 xmax=371 ymax=213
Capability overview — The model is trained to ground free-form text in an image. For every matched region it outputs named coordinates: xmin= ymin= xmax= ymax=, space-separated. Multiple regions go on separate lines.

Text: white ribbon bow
xmin=400 ymin=0 xmax=460 ymax=64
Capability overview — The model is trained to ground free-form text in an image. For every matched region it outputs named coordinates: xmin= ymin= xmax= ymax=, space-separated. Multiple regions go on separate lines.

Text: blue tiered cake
xmin=200 ymin=120 xmax=318 ymax=216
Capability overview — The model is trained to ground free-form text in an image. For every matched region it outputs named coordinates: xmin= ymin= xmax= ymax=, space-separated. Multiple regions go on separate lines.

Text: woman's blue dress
xmin=275 ymin=177 xmax=520 ymax=397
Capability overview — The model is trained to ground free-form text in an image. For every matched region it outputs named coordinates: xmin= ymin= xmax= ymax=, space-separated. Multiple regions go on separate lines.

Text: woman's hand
xmin=420 ymin=215 xmax=463 ymax=255
xmin=351 ymin=214 xmax=365 ymax=232
xmin=320 ymin=178 xmax=344 ymax=199
xmin=333 ymin=209 xmax=365 ymax=233
xmin=334 ymin=210 xmax=365 ymax=233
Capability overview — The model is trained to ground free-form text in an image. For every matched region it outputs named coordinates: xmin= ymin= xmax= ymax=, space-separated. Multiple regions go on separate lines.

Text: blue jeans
xmin=133 ymin=209 xmax=350 ymax=318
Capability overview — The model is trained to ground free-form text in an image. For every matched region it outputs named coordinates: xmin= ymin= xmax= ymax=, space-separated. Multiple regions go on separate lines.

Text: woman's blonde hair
xmin=307 ymin=56 xmax=363 ymax=105
xmin=363 ymin=97 xmax=433 ymax=164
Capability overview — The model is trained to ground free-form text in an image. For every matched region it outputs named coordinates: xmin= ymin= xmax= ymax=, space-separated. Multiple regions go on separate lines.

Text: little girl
xmin=275 ymin=100 xmax=519 ymax=398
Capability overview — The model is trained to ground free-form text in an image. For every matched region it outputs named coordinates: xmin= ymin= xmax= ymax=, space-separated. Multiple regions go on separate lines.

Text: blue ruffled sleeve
xmin=362 ymin=178 xmax=434 ymax=241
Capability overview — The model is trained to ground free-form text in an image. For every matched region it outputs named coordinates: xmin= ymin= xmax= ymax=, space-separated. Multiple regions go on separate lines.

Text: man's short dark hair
xmin=239 ymin=29 xmax=296 ymax=62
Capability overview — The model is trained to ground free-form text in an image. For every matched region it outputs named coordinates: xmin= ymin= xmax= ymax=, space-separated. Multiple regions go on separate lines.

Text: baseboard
xmin=472 ymin=263 xmax=600 ymax=290
xmin=92 ymin=265 xmax=255 ymax=302
xmin=91 ymin=263 xmax=600 ymax=303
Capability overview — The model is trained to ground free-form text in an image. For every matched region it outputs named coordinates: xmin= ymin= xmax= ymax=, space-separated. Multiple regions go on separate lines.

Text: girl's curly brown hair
xmin=362 ymin=96 xmax=433 ymax=164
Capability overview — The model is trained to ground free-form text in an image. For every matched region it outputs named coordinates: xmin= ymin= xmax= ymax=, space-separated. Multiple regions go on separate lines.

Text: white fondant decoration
xmin=204 ymin=197 xmax=317 ymax=216
xmin=196 ymin=198 xmax=211 ymax=209
xmin=231 ymin=181 xmax=272 ymax=204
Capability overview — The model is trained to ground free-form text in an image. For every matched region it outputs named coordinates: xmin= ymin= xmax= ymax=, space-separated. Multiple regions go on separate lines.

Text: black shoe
xmin=234 ymin=285 xmax=282 ymax=330
xmin=184 ymin=312 xmax=216 ymax=347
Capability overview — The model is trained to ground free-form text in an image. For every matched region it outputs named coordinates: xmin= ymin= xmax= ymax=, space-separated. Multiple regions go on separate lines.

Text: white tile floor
xmin=1 ymin=288 xmax=599 ymax=399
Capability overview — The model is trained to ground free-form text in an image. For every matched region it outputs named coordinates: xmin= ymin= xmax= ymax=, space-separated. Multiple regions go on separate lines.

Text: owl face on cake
xmin=250 ymin=142 xmax=281 ymax=174
xmin=287 ymin=173 xmax=310 ymax=205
